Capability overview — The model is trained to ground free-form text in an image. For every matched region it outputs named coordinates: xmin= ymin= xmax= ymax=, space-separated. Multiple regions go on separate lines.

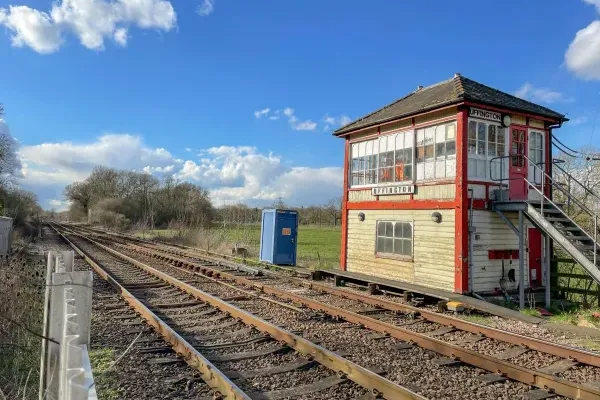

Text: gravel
xmin=58 ymin=227 xmax=369 ymax=399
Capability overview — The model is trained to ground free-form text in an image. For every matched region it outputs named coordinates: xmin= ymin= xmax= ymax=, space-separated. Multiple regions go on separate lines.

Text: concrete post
xmin=46 ymin=268 xmax=93 ymax=399
xmin=518 ymin=211 xmax=525 ymax=310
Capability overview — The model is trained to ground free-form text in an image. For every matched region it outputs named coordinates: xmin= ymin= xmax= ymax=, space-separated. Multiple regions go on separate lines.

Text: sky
xmin=1 ymin=0 xmax=600 ymax=211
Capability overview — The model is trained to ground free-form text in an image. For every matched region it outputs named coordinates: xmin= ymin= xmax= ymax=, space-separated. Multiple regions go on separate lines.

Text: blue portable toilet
xmin=259 ymin=209 xmax=298 ymax=265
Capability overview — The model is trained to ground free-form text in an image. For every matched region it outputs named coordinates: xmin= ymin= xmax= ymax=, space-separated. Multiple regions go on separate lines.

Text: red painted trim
xmin=454 ymin=108 xmax=469 ymax=294
xmin=464 ymin=101 xmax=561 ymax=123
xmin=347 ymin=200 xmax=455 ymax=210
xmin=545 ymin=129 xmax=551 ymax=197
xmin=340 ymin=138 xmax=349 ymax=271
xmin=471 ymin=199 xmax=487 ymax=209
xmin=337 ymin=103 xmax=463 ymax=138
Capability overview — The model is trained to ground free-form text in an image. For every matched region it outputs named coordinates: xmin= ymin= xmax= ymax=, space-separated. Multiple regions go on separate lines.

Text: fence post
xmin=42 ymin=251 xmax=95 ymax=400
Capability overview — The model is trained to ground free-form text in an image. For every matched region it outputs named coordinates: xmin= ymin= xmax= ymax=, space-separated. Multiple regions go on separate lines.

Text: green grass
xmin=459 ymin=314 xmax=493 ymax=326
xmin=133 ymin=225 xmax=341 ymax=269
xmin=89 ymin=348 xmax=119 ymax=400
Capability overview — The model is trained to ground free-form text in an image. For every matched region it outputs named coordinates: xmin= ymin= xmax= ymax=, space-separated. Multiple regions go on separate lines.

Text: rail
xmin=57 ymin=223 xmax=600 ymax=399
xmin=51 ymin=223 xmax=424 ymax=400
xmin=490 ymin=154 xmax=599 ymax=266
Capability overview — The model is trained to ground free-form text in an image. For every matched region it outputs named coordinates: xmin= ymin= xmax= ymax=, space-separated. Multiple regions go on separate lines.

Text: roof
xmin=334 ymin=74 xmax=566 ymax=136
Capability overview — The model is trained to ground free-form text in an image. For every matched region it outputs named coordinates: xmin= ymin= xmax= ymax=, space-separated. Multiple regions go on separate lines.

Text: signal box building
xmin=334 ymin=74 xmax=573 ymax=297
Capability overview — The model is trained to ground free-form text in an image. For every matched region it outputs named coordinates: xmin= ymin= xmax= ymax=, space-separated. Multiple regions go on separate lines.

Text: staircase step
xmin=559 ymin=226 xmax=584 ymax=231
xmin=545 ymin=216 xmax=570 ymax=221
xmin=567 ymin=235 xmax=594 ymax=242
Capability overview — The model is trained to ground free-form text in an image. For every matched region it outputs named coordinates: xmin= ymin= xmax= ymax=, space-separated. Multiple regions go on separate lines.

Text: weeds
xmin=0 ymin=232 xmax=46 ymax=399
xmin=89 ymin=348 xmax=119 ymax=400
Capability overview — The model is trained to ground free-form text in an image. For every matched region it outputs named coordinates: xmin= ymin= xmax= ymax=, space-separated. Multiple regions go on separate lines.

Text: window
xmin=376 ymin=221 xmax=412 ymax=258
xmin=349 ymin=121 xmax=455 ymax=187
xmin=468 ymin=119 xmax=507 ymax=179
xmin=350 ymin=131 xmax=414 ymax=187
xmin=416 ymin=122 xmax=456 ymax=180
xmin=378 ymin=136 xmax=394 ymax=183
xmin=394 ymin=131 xmax=413 ymax=182
xmin=529 ymin=130 xmax=544 ymax=184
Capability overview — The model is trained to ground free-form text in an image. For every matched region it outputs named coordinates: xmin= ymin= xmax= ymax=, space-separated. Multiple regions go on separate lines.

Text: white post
xmin=45 ymin=251 xmax=93 ymax=400
xmin=519 ymin=211 xmax=525 ymax=310
xmin=545 ymin=234 xmax=551 ymax=308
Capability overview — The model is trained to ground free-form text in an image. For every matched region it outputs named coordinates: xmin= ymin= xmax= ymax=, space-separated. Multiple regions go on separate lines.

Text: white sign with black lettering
xmin=372 ymin=185 xmax=415 ymax=196
xmin=469 ymin=107 xmax=501 ymax=123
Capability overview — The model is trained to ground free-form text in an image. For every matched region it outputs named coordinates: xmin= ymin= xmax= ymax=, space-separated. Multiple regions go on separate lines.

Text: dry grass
xmin=0 ymin=233 xmax=46 ymax=400
xmin=135 ymin=225 xmax=341 ymax=269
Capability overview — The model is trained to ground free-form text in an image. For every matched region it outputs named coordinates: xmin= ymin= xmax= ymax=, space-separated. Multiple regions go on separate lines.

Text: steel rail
xmin=52 ymin=224 xmax=425 ymax=400
xmin=49 ymin=224 xmax=252 ymax=400
xmin=75 ymin=231 xmax=600 ymax=400
xmin=93 ymin=229 xmax=600 ymax=370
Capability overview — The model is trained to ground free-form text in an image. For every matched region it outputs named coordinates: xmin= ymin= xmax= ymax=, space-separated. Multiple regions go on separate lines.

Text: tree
xmin=553 ymin=146 xmax=600 ymax=234
xmin=324 ymin=197 xmax=342 ymax=226
xmin=271 ymin=196 xmax=286 ymax=209
xmin=0 ymin=107 xmax=22 ymax=186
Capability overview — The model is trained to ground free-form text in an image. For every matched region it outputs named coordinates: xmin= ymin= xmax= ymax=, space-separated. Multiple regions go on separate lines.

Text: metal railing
xmin=490 ymin=154 xmax=599 ymax=267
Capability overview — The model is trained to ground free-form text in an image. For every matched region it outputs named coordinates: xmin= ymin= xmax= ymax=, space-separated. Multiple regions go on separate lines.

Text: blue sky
xmin=1 ymin=0 xmax=600 ymax=210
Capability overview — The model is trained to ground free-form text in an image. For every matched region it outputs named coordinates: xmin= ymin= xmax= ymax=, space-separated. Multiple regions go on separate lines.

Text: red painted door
xmin=528 ymin=228 xmax=542 ymax=288
xmin=509 ymin=127 xmax=528 ymax=200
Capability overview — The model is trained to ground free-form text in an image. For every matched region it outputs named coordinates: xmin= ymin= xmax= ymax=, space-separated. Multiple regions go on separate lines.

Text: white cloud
xmin=48 ymin=199 xmax=71 ymax=212
xmin=322 ymin=114 xmax=352 ymax=131
xmin=185 ymin=147 xmax=192 ymax=152
xmin=514 ymin=83 xmax=570 ymax=104
xmin=0 ymin=6 xmax=62 ymax=53
xmin=196 ymin=0 xmax=214 ymax=16
xmin=255 ymin=107 xmax=318 ymax=131
xmin=18 ymin=134 xmax=342 ymax=208
xmin=254 ymin=108 xmax=270 ymax=118
xmin=113 ymin=28 xmax=128 ymax=46
xmin=564 ymin=1 xmax=600 ymax=79
xmin=570 ymin=116 xmax=589 ymax=125
xmin=19 ymin=133 xmax=173 ymax=186
xmin=0 ymin=0 xmax=176 ymax=53
xmin=288 ymin=116 xmax=317 ymax=131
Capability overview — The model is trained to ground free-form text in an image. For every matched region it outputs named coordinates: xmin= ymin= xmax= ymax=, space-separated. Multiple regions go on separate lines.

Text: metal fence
xmin=39 ymin=251 xmax=96 ymax=400
xmin=552 ymin=256 xmax=600 ymax=307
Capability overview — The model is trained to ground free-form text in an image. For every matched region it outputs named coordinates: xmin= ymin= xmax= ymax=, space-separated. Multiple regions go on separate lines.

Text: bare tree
xmin=322 ymin=197 xmax=341 ymax=226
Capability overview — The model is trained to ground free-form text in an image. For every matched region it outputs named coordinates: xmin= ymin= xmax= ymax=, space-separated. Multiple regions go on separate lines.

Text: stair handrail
xmin=490 ymin=155 xmax=598 ymax=218
xmin=552 ymin=159 xmax=600 ymax=214
xmin=491 ymin=154 xmax=598 ymax=266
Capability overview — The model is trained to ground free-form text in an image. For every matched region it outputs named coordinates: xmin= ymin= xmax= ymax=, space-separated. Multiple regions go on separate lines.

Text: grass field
xmin=134 ymin=224 xmax=341 ymax=269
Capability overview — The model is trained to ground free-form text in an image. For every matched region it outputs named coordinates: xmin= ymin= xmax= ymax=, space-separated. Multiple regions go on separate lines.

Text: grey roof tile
xmin=334 ymin=74 xmax=565 ymax=136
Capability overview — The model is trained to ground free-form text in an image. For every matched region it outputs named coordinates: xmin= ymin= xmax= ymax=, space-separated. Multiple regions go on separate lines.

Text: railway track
xmin=55 ymin=222 xmax=600 ymax=400
xmin=50 ymin=223 xmax=423 ymax=400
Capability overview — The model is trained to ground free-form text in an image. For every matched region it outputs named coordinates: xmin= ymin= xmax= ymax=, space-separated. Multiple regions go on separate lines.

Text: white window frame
xmin=467 ymin=118 xmax=508 ymax=181
xmin=348 ymin=120 xmax=457 ymax=188
xmin=349 ymin=130 xmax=415 ymax=189
xmin=374 ymin=220 xmax=414 ymax=260
xmin=416 ymin=122 xmax=457 ymax=181
xmin=528 ymin=129 xmax=545 ymax=185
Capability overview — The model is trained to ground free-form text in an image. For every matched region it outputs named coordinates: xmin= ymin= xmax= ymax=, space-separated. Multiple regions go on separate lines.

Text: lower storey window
xmin=376 ymin=221 xmax=413 ymax=258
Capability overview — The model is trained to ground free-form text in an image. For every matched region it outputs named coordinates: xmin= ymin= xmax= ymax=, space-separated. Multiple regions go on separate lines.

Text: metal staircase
xmin=491 ymin=155 xmax=600 ymax=286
